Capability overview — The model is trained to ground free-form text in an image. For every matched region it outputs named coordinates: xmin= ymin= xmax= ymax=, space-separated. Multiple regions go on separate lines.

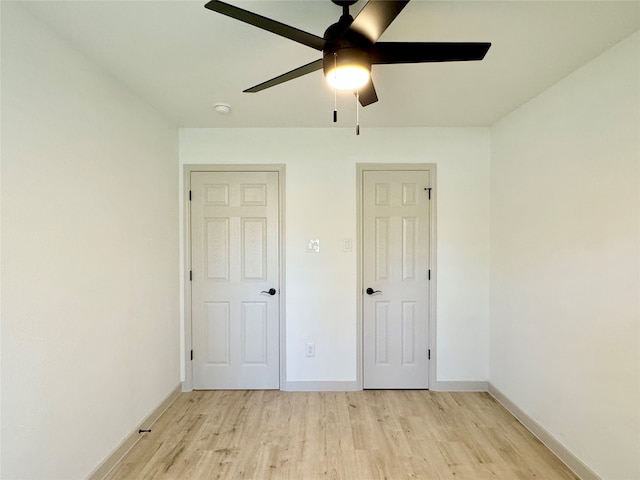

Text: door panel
xmin=191 ymin=171 xmax=279 ymax=389
xmin=363 ymin=170 xmax=430 ymax=389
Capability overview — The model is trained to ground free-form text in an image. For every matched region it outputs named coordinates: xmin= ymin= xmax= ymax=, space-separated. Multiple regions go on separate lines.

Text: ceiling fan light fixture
xmin=326 ymin=64 xmax=370 ymax=90
xmin=323 ymin=47 xmax=371 ymax=90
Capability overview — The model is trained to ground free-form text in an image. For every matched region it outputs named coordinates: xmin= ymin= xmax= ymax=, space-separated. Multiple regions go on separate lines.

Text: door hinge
xmin=428 ymin=269 xmax=431 ymax=280
xmin=189 ymin=190 xmax=192 ymax=201
xmin=190 ymin=350 xmax=193 ymax=361
xmin=428 ymin=349 xmax=431 ymax=360
xmin=189 ymin=270 xmax=192 ymax=281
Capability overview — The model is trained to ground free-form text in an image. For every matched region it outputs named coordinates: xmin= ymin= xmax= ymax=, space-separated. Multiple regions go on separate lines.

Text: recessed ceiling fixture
xmin=213 ymin=103 xmax=231 ymax=114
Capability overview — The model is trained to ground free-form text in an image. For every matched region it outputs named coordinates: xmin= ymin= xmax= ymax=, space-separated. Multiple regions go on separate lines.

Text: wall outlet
xmin=305 ymin=342 xmax=315 ymax=357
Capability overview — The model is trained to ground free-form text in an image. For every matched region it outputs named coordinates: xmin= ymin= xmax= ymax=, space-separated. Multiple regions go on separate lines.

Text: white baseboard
xmin=488 ymin=383 xmax=601 ymax=480
xmin=282 ymin=380 xmax=488 ymax=392
xmin=430 ymin=380 xmax=488 ymax=392
xmin=86 ymin=384 xmax=182 ymax=480
xmin=281 ymin=381 xmax=360 ymax=392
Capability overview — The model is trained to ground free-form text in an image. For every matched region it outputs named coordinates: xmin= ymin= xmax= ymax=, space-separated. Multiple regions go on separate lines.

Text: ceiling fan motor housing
xmin=322 ymin=20 xmax=372 ymax=78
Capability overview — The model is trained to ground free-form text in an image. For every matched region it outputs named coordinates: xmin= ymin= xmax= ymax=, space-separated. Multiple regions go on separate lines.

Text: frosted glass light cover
xmin=325 ymin=65 xmax=370 ymax=90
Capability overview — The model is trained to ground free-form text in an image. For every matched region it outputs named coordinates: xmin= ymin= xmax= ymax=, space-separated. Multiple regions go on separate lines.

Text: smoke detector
xmin=213 ymin=103 xmax=231 ymax=115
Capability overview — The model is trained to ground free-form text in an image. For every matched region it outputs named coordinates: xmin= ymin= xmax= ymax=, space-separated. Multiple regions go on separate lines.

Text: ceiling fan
xmin=204 ymin=0 xmax=491 ymax=108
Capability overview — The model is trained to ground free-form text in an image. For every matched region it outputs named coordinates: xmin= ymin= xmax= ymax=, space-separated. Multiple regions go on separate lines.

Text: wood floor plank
xmin=104 ymin=391 xmax=579 ymax=480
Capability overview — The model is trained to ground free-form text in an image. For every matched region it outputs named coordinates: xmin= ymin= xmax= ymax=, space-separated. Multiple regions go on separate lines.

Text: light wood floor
xmin=105 ymin=390 xmax=579 ymax=480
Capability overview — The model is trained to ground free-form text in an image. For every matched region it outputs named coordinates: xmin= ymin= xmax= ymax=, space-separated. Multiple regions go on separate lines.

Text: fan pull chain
xmin=333 ymin=53 xmax=338 ymax=123
xmin=355 ymin=90 xmax=360 ymax=136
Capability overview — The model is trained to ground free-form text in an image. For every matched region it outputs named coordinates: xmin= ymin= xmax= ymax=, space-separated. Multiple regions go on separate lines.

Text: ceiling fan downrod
xmin=331 ymin=0 xmax=358 ymax=17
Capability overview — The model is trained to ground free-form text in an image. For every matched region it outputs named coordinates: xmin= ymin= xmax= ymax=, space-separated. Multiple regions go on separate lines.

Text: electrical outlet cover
xmin=306 ymin=342 xmax=315 ymax=356
xmin=306 ymin=239 xmax=320 ymax=253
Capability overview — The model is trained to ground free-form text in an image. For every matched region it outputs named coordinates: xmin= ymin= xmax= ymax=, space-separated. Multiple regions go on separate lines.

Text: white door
xmin=190 ymin=171 xmax=280 ymax=389
xmin=362 ymin=169 xmax=431 ymax=389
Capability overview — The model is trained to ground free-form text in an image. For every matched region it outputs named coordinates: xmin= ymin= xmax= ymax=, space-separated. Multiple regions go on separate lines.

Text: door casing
xmin=357 ymin=163 xmax=437 ymax=390
xmin=183 ymin=164 xmax=286 ymax=391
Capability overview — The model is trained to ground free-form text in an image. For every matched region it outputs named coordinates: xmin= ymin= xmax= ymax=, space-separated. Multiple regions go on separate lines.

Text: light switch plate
xmin=343 ymin=238 xmax=353 ymax=252
xmin=306 ymin=239 xmax=320 ymax=253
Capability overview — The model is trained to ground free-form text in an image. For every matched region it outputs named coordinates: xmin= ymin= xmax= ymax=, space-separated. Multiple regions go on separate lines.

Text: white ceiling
xmin=21 ymin=0 xmax=640 ymax=128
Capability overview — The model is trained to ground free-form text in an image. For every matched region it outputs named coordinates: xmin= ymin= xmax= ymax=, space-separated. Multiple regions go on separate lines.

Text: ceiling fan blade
xmin=244 ymin=59 xmax=324 ymax=93
xmin=358 ymin=79 xmax=378 ymax=107
xmin=371 ymin=42 xmax=491 ymax=64
xmin=205 ymin=0 xmax=325 ymax=51
xmin=349 ymin=0 xmax=410 ymax=44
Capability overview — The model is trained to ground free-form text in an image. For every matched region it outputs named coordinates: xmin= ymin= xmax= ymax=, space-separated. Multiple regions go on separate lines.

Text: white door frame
xmin=183 ymin=164 xmax=286 ymax=391
xmin=356 ymin=163 xmax=437 ymax=390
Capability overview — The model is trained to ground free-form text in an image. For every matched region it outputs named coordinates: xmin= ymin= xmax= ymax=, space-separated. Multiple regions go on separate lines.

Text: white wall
xmin=1 ymin=4 xmax=180 ymax=479
xmin=180 ymin=127 xmax=490 ymax=384
xmin=490 ymin=31 xmax=640 ymax=480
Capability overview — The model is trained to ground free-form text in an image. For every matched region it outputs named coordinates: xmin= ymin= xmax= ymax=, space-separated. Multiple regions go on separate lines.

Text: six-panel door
xmin=363 ymin=170 xmax=431 ymax=389
xmin=191 ymin=171 xmax=280 ymax=389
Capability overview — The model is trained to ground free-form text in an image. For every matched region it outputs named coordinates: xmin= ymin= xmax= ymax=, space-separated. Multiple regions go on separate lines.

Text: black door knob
xmin=366 ymin=287 xmax=382 ymax=295
xmin=261 ymin=288 xmax=277 ymax=296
